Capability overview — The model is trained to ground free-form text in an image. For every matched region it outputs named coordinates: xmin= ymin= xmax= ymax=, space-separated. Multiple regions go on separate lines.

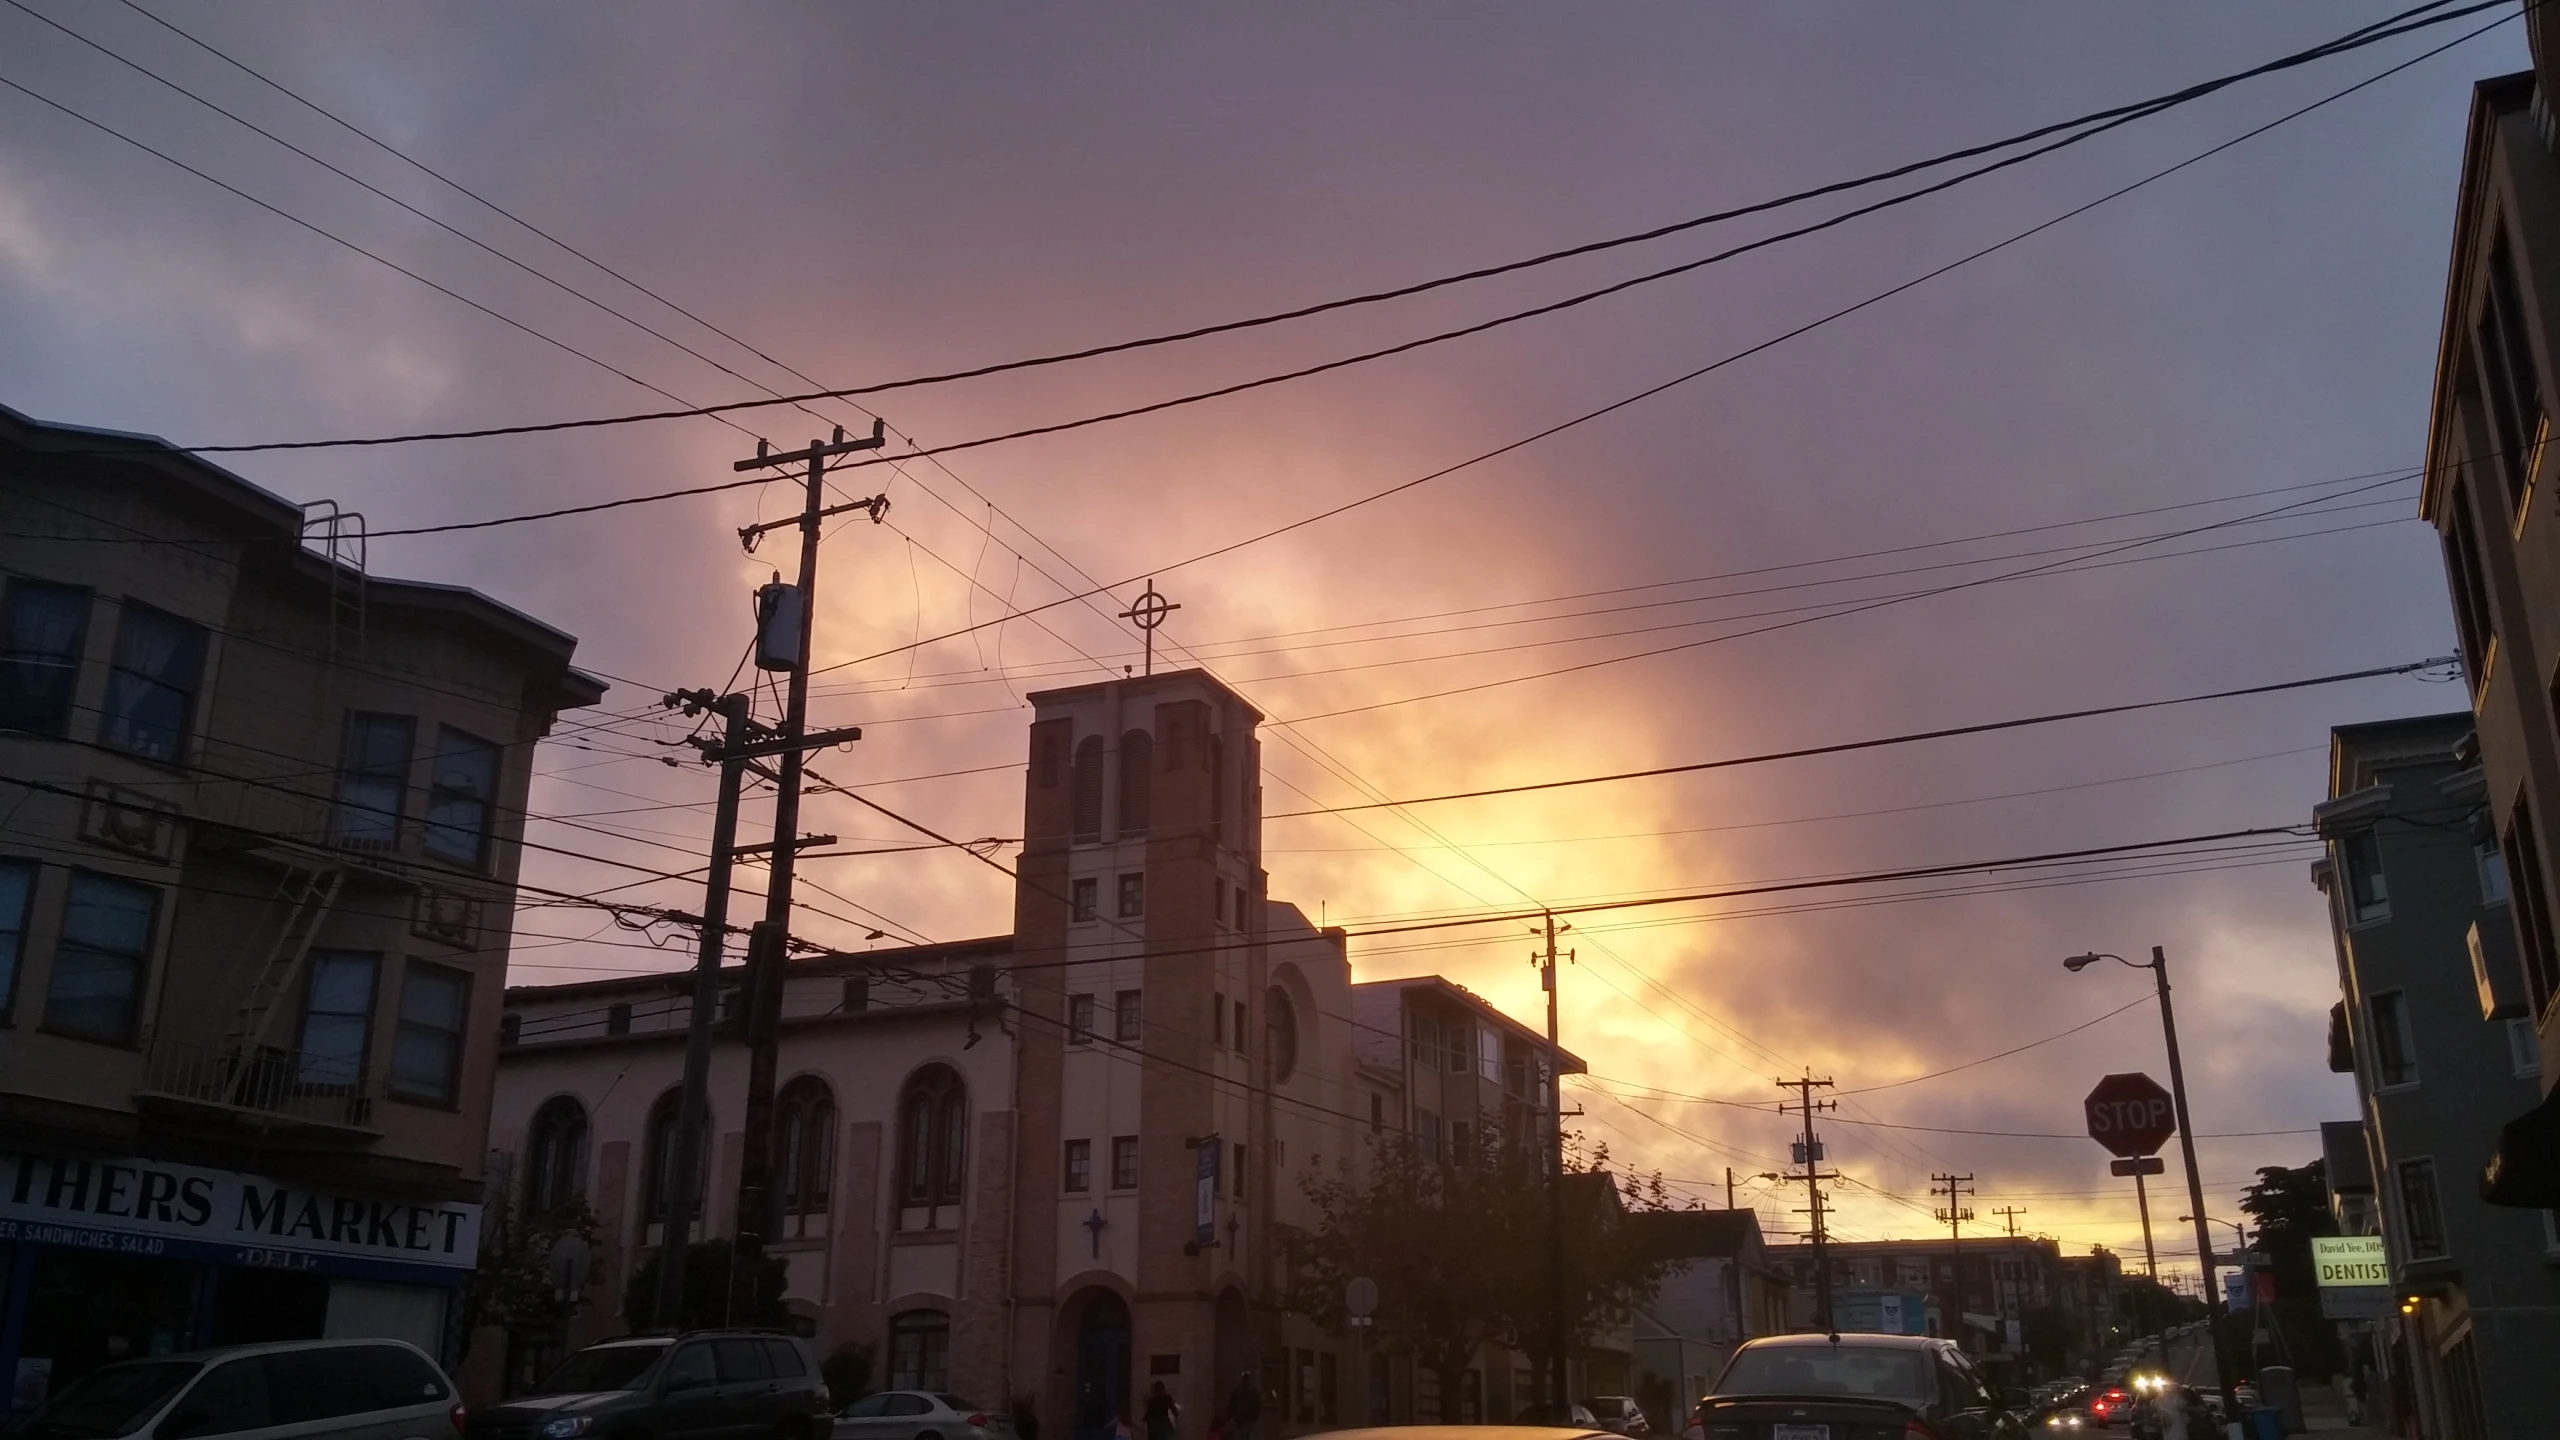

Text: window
xmin=1479 ymin=1026 xmax=1503 ymax=1082
xmin=1064 ymin=1138 xmax=1091 ymax=1193
xmin=1214 ymin=991 xmax=1226 ymax=1046
xmin=1445 ymin=1022 xmax=1471 ymax=1073
xmin=1115 ymin=989 xmax=1142 ymax=1044
xmin=1118 ymin=730 xmax=1153 ymax=839
xmin=1069 ymin=993 xmax=1097 ymax=1045
xmin=887 ymin=1311 xmax=950 ymax=1392
xmin=1072 ymin=735 xmax=1105 ymax=843
xmin=2506 ymin=805 xmax=2560 ymax=1013
xmin=897 ymin=1064 xmax=968 ymax=1208
xmin=661 ymin=1345 xmax=714 ymax=1390
xmin=843 ymin=975 xmax=870 ymax=1013
xmin=2398 ymin=1157 xmax=2448 ymax=1259
xmin=1210 ymin=733 xmax=1227 ymax=840
xmin=2510 ymin=1017 xmax=2542 ymax=1078
xmin=1233 ymin=1141 xmax=1246 ymax=1192
xmin=1111 ymin=1135 xmax=1140 ymax=1190
xmin=1414 ymin=1016 xmax=1443 ymax=1070
xmin=1071 ymin=877 xmax=1097 ymax=921
xmin=390 ymin=961 xmax=468 ymax=1103
xmin=0 ymin=860 xmax=31 ymax=1019
xmin=776 ymin=1076 xmax=836 ymax=1223
xmin=296 ymin=950 xmax=377 ymax=1087
xmin=2479 ymin=231 xmax=2549 ymax=512
xmin=607 ymin=1002 xmax=631 ymax=1035
xmin=1234 ymin=998 xmax=1247 ymax=1054
xmin=2444 ymin=483 xmax=2498 ymax=684
xmin=1369 ymin=1093 xmax=1383 ymax=1135
xmin=1118 ymin=872 xmax=1145 ymax=918
xmin=332 ymin=713 xmax=415 ymax=845
xmin=163 ymin=1355 xmax=271 ymax=1436
xmin=2367 ymin=990 xmax=2417 ymax=1087
xmin=2340 ymin=830 xmax=2389 ymax=923
xmin=1266 ymin=986 xmax=1298 ymax=1082
xmin=760 ymin=1339 xmax=806 ymax=1378
xmin=643 ymin=1087 xmax=707 ymax=1223
xmin=46 ymin=871 xmax=158 ymax=1042
xmin=0 ymin=579 xmax=86 ymax=736
xmin=98 ymin=603 xmax=206 ymax=762
xmin=423 ymin=727 xmax=501 ymax=865
xmin=1416 ymin=1109 xmax=1442 ymax=1163
xmin=2480 ymin=838 xmax=2511 ymax=906
xmin=525 ymin=1094 xmax=589 ymax=1214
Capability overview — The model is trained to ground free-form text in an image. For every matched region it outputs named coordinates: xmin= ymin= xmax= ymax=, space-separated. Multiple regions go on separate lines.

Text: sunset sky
xmin=3 ymin=1 xmax=2524 ymax=1285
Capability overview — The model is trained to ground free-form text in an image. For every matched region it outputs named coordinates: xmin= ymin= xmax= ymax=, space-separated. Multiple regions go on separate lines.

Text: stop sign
xmin=2084 ymin=1072 xmax=2177 ymax=1157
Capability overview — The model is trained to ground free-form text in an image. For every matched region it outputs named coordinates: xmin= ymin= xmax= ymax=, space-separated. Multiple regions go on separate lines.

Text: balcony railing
xmin=139 ymin=1036 xmax=377 ymax=1132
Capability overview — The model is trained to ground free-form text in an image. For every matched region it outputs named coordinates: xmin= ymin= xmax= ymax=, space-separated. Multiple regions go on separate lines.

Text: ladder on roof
xmin=299 ymin=500 xmax=368 ymax=664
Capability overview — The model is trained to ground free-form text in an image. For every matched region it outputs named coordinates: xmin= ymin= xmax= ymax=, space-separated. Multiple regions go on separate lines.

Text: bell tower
xmin=1008 ymin=668 xmax=1266 ymax=1440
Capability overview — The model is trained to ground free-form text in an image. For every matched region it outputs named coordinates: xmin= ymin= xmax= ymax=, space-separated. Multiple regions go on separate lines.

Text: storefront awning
xmin=2481 ymin=1084 xmax=2560 ymax=1208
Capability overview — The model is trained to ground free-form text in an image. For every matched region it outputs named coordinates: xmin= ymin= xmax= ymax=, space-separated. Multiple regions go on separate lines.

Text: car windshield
xmin=535 ymin=1345 xmax=665 ymax=1394
xmin=14 ymin=1360 xmax=203 ymax=1439
xmin=1715 ymin=1345 xmax=1930 ymax=1404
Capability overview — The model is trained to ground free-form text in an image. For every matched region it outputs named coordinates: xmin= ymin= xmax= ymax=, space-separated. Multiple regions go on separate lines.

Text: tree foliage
xmin=465 ymin=1199 xmax=604 ymax=1344
xmin=2236 ymin=1160 xmax=2344 ymax=1375
xmin=1284 ymin=1128 xmax=1678 ymax=1403
xmin=621 ymin=1238 xmax=792 ymax=1332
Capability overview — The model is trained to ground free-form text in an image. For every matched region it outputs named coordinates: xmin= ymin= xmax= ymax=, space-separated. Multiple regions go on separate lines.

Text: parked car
xmin=833 ymin=1392 xmax=1013 ymax=1440
xmin=3 ymin=1337 xmax=460 ymax=1440
xmin=1513 ymin=1402 xmax=1601 ymax=1428
xmin=467 ymin=1330 xmax=830 ymax=1440
xmin=1696 ymin=1333 xmax=2030 ymax=1440
xmin=1581 ymin=1397 xmax=1648 ymax=1437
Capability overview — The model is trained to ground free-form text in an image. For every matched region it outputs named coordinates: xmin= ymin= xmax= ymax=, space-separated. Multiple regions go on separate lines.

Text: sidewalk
xmin=2291 ymin=1384 xmax=2375 ymax=1438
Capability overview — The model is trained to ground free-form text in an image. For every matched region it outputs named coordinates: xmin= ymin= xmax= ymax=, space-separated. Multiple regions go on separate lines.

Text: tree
xmin=2236 ymin=1160 xmax=2344 ymax=1374
xmin=1285 ymin=1127 xmax=1677 ymax=1410
xmin=463 ymin=1198 xmax=604 ymax=1356
xmin=621 ymin=1238 xmax=791 ymax=1332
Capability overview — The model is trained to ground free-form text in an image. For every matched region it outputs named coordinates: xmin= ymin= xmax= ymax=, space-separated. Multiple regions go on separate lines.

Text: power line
xmin=88 ymin=0 xmax=2485 ymax=459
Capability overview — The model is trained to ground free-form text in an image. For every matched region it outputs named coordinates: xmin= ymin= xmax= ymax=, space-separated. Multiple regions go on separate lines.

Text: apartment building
xmin=0 ymin=403 xmax=603 ymax=1407
xmin=1771 ymin=1234 xmax=2069 ymax=1379
xmin=2311 ymin=714 xmax=2560 ymax=1438
xmin=2416 ymin=63 xmax=2560 ymax=1214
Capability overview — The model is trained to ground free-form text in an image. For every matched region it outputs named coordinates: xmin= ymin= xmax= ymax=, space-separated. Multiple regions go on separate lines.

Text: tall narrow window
xmin=1213 ymin=991 xmax=1226 ymax=1046
xmin=2367 ymin=990 xmax=2417 ymax=1088
xmin=390 ymin=962 xmax=468 ymax=1103
xmin=1071 ymin=877 xmax=1097 ymax=921
xmin=333 ymin=713 xmax=415 ymax=845
xmin=296 ymin=950 xmax=378 ymax=1087
xmin=1118 ymin=730 xmax=1153 ymax=839
xmin=1210 ymin=733 xmax=1227 ymax=841
xmin=99 ymin=604 xmax=206 ymax=762
xmin=424 ymin=728 xmax=500 ymax=865
xmin=1266 ymin=986 xmax=1298 ymax=1083
xmin=525 ymin=1094 xmax=590 ymax=1214
xmin=2397 ymin=1157 xmax=2447 ymax=1258
xmin=0 ymin=860 xmax=31 ymax=1019
xmin=897 ymin=1064 xmax=968 ymax=1209
xmin=0 ymin=580 xmax=87 ymax=736
xmin=1069 ymin=993 xmax=1096 ymax=1045
xmin=2507 ymin=804 xmax=2560 ymax=1014
xmin=776 ymin=1077 xmax=836 ymax=1225
xmin=1114 ymin=989 xmax=1143 ymax=1044
xmin=886 ymin=1311 xmax=951 ymax=1392
xmin=643 ymin=1087 xmax=707 ymax=1222
xmin=2480 ymin=232 xmax=2550 ymax=511
xmin=1117 ymin=872 xmax=1145 ymax=918
xmin=1063 ymin=1138 xmax=1091 ymax=1193
xmin=1111 ymin=1136 xmax=1140 ymax=1190
xmin=1445 ymin=1022 xmax=1472 ymax=1074
xmin=46 ymin=871 xmax=158 ymax=1042
xmin=2340 ymin=830 xmax=2390 ymax=923
xmin=1071 ymin=735 xmax=1105 ymax=843
xmin=2443 ymin=482 xmax=2498 ymax=684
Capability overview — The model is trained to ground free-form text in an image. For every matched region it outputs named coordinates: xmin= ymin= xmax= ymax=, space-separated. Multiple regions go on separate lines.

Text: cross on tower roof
xmin=1119 ymin=580 xmax=1180 ymax=676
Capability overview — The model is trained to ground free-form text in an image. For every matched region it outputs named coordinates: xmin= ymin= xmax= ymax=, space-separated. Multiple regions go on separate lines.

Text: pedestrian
xmin=1226 ymin=1372 xmax=1263 ymax=1440
xmin=1144 ymin=1382 xmax=1181 ymax=1440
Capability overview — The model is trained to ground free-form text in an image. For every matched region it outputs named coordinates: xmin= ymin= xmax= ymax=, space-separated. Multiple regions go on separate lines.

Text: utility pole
xmin=2147 ymin=945 xmax=2238 ymax=1430
xmin=1540 ymin=913 xmax=1572 ymax=1407
xmin=1932 ymin=1173 xmax=1975 ymax=1347
xmin=725 ymin=423 xmax=886 ymax=1318
xmin=1994 ymin=1205 xmax=2025 ymax=1239
xmin=652 ymin=689 xmax=755 ymax=1330
xmin=1776 ymin=1074 xmax=1837 ymax=1332
xmin=1726 ymin=1167 xmax=1736 ymax=1211
xmin=1992 ymin=1205 xmax=2026 ymax=1358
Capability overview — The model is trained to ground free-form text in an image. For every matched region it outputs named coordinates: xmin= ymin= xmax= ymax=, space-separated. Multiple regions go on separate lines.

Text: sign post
xmin=2086 ymin=1075 xmax=2176 ymax=1285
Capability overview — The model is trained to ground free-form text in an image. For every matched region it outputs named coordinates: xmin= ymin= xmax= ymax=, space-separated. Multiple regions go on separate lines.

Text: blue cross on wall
xmin=1084 ymin=1207 xmax=1108 ymax=1258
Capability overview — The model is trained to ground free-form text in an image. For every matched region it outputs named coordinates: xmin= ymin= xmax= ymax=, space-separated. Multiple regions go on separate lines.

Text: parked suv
xmin=3 ymin=1337 xmax=460 ymax=1440
xmin=469 ymin=1331 xmax=828 ymax=1440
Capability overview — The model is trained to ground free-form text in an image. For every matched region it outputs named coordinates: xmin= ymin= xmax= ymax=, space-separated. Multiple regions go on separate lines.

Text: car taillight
xmin=450 ymin=1402 xmax=468 ymax=1436
xmin=969 ymin=1416 xmax=989 ymax=1429
xmin=1902 ymin=1422 xmax=1937 ymax=1439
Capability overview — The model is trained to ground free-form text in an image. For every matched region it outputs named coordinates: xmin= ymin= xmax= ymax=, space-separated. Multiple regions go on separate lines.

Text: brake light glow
xmin=969 ymin=1416 xmax=989 ymax=1428
xmin=1902 ymin=1421 xmax=1937 ymax=1438
xmin=450 ymin=1401 xmax=468 ymax=1436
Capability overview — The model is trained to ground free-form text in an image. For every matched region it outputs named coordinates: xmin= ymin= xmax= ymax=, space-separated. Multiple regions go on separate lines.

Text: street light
xmin=2181 ymin=1215 xmax=2250 ymax=1255
xmin=2063 ymin=946 xmax=2236 ymax=1432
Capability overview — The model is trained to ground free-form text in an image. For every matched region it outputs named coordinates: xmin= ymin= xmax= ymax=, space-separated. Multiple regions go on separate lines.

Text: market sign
xmin=1 ymin=1146 xmax=480 ymax=1271
xmin=2311 ymin=1235 xmax=2390 ymax=1320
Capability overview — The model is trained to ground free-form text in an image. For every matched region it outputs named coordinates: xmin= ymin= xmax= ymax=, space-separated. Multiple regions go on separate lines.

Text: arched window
xmin=1266 ymin=986 xmax=1299 ymax=1083
xmin=776 ymin=1076 xmax=836 ymax=1230
xmin=643 ymin=1087 xmax=707 ymax=1224
xmin=1117 ymin=730 xmax=1153 ymax=840
xmin=897 ymin=1064 xmax=969 ymax=1211
xmin=1072 ymin=736 xmax=1105 ymax=843
xmin=887 ymin=1309 xmax=951 ymax=1391
xmin=523 ymin=1094 xmax=588 ymax=1215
